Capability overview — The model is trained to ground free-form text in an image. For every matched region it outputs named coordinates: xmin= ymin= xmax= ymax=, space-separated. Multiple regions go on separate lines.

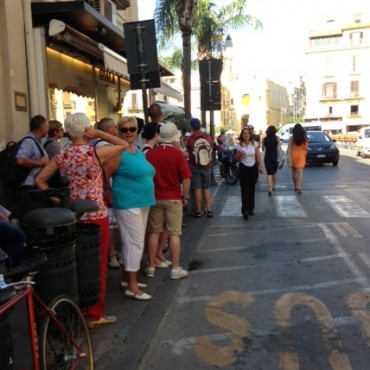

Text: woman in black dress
xmin=263 ymin=125 xmax=282 ymax=195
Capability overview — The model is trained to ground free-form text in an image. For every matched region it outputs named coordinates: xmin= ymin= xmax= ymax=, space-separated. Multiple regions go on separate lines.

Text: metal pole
xmin=208 ymin=59 xmax=217 ymax=186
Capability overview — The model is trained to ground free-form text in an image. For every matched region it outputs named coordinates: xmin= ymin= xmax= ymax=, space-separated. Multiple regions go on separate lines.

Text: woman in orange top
xmin=287 ymin=123 xmax=308 ymax=194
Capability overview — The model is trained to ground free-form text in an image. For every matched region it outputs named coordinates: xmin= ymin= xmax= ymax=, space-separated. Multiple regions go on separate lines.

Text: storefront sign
xmin=99 ymin=70 xmax=116 ymax=84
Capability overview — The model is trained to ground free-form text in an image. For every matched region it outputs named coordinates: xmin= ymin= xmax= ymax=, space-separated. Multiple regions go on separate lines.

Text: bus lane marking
xmin=177 ymin=278 xmax=365 ymax=305
xmin=276 ymin=292 xmax=352 ymax=370
xmin=319 ymin=223 xmax=369 ymax=289
xmin=347 ymin=291 xmax=370 ymax=348
xmin=192 ymin=291 xmax=253 ymax=367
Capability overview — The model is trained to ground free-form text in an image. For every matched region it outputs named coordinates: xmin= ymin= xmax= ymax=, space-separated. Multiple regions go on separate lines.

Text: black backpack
xmin=0 ymin=136 xmax=44 ymax=187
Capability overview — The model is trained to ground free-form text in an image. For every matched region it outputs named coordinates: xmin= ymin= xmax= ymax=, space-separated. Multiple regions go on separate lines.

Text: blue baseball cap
xmin=190 ymin=118 xmax=201 ymax=129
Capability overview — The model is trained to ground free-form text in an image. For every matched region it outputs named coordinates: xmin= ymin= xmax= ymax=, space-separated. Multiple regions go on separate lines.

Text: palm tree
xmin=155 ymin=0 xmax=197 ymax=118
xmin=155 ymin=0 xmax=262 ymax=118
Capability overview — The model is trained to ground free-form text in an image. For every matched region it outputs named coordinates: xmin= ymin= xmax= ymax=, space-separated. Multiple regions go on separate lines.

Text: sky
xmin=137 ymin=0 xmax=370 ymax=83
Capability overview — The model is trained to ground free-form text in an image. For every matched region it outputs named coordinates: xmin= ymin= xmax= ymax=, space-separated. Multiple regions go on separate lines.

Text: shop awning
xmin=98 ymin=43 xmax=129 ymax=78
xmin=31 ymin=1 xmax=174 ymax=77
xmin=154 ymin=82 xmax=183 ymax=101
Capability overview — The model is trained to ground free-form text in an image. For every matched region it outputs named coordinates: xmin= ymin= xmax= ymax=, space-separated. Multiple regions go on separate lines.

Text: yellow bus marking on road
xmin=347 ymin=291 xmax=370 ymax=348
xmin=193 ymin=291 xmax=253 ymax=367
xmin=276 ymin=292 xmax=352 ymax=370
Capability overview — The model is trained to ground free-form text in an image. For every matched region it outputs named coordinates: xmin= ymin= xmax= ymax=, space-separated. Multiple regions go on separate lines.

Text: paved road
xmin=135 ymin=149 xmax=370 ymax=370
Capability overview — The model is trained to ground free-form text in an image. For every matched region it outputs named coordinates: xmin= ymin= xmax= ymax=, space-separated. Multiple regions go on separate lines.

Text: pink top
xmin=55 ymin=144 xmax=107 ymax=221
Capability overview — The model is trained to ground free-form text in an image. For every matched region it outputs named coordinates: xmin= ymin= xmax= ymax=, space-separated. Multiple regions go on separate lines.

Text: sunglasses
xmin=119 ymin=127 xmax=136 ymax=133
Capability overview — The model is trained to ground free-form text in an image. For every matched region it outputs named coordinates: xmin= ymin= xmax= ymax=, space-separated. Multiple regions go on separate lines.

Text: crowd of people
xmin=0 ymin=103 xmax=308 ymax=328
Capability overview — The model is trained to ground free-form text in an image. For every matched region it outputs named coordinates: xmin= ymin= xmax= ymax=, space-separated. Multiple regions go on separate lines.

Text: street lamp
xmin=280 ymin=107 xmax=286 ymax=125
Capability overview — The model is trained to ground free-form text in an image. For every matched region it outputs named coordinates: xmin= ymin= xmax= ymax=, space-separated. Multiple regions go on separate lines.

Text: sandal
xmin=206 ymin=211 xmax=213 ymax=218
xmin=194 ymin=212 xmax=202 ymax=218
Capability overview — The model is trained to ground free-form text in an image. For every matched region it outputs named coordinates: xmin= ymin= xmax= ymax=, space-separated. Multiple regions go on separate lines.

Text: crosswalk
xmin=220 ymin=195 xmax=370 ymax=218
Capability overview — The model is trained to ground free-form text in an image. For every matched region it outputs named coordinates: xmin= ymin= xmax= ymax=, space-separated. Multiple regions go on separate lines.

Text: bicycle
xmin=0 ymin=248 xmax=94 ymax=369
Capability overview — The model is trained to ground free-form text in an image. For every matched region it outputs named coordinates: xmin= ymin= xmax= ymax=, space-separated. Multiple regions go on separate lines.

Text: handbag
xmin=277 ymin=147 xmax=286 ymax=170
xmin=93 ymin=147 xmax=113 ymax=208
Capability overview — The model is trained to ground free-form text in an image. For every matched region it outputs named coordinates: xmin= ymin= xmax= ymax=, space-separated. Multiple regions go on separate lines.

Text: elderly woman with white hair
xmin=34 ymin=112 xmax=129 ymax=328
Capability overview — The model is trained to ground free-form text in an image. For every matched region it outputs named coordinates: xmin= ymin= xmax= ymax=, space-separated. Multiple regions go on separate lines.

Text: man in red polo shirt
xmin=145 ymin=122 xmax=191 ymax=279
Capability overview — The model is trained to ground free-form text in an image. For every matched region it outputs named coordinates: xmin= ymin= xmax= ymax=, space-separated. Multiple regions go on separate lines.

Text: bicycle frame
xmin=0 ymin=284 xmax=86 ymax=370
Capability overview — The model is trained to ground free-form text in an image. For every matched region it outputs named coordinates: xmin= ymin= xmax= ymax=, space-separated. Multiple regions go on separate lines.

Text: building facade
xmin=305 ymin=15 xmax=370 ymax=133
xmin=0 ymin=0 xmax=182 ymax=148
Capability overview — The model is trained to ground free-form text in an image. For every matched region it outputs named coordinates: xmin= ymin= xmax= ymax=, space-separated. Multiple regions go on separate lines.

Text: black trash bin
xmin=33 ymin=237 xmax=79 ymax=305
xmin=23 ymin=208 xmax=78 ymax=305
xmin=75 ymin=224 xmax=101 ymax=308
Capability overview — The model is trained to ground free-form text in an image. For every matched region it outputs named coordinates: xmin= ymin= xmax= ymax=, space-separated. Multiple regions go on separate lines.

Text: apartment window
xmin=322 ymin=83 xmax=337 ymax=98
xmin=329 ymin=107 xmax=333 ymax=115
xmin=350 ymin=32 xmax=363 ymax=46
xmin=351 ymin=56 xmax=359 ymax=72
xmin=350 ymin=105 xmax=359 ymax=115
xmin=351 ymin=81 xmax=359 ymax=97
xmin=131 ymin=93 xmax=137 ymax=109
xmin=325 ymin=57 xmax=335 ymax=76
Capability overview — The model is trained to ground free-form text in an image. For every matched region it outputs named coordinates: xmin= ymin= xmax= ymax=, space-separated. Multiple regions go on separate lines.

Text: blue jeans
xmin=0 ymin=220 xmax=25 ymax=267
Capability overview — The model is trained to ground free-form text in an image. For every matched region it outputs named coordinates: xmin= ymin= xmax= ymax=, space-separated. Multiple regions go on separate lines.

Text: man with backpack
xmin=185 ymin=118 xmax=213 ymax=218
xmin=13 ymin=115 xmax=49 ymax=219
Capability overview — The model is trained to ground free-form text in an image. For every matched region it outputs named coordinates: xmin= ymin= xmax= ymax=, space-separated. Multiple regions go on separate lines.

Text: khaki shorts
xmin=147 ymin=200 xmax=183 ymax=236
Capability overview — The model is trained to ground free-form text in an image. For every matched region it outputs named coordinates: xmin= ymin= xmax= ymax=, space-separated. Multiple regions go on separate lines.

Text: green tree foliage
xmin=155 ymin=0 xmax=262 ymax=118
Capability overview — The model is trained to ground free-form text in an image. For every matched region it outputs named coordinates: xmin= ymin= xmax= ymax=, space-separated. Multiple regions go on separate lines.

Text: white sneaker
xmin=155 ymin=259 xmax=172 ymax=268
xmin=145 ymin=267 xmax=155 ymax=277
xmin=170 ymin=267 xmax=188 ymax=280
xmin=108 ymin=255 xmax=120 ymax=269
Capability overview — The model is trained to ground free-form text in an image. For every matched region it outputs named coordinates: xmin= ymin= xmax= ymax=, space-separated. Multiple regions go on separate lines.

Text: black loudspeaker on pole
xmin=123 ymin=20 xmax=161 ymax=123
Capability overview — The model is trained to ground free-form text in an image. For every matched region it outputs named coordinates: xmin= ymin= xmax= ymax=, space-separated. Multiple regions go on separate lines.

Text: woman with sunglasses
xmin=35 ymin=112 xmax=130 ymax=328
xmin=104 ymin=116 xmax=156 ymax=301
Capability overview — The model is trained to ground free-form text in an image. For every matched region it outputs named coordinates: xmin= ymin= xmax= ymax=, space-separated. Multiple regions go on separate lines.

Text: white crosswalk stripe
xmin=274 ymin=195 xmax=306 ymax=217
xmin=220 ymin=196 xmax=241 ymax=216
xmin=323 ymin=195 xmax=370 ymax=217
xmin=219 ymin=194 xmax=369 ymax=218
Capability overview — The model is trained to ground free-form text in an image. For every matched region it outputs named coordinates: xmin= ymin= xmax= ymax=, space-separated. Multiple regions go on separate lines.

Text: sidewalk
xmin=91 ymin=165 xmax=224 ymax=369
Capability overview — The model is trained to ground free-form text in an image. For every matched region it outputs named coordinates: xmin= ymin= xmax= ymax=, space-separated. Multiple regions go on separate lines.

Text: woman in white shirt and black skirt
xmin=235 ymin=127 xmax=264 ymax=220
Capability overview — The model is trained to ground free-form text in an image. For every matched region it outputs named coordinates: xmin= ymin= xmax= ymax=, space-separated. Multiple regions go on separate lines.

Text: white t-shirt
xmin=236 ymin=142 xmax=258 ymax=167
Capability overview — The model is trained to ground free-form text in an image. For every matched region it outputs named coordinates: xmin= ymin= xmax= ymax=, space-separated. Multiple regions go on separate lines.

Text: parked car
xmin=305 ymin=131 xmax=340 ymax=166
xmin=277 ymin=123 xmax=322 ymax=143
xmin=356 ymin=127 xmax=370 ymax=158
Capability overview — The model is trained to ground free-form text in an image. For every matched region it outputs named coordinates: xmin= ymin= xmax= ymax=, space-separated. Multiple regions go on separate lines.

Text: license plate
xmin=317 ymin=154 xmax=326 ymax=158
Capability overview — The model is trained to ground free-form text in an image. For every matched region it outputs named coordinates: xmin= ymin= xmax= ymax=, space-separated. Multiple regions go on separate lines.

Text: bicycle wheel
xmin=39 ymin=296 xmax=94 ymax=370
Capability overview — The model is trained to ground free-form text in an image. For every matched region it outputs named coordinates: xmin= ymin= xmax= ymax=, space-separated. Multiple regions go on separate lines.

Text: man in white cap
xmin=145 ymin=122 xmax=192 ymax=279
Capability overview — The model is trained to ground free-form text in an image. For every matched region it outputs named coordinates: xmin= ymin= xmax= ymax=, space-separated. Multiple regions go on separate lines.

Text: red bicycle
xmin=0 ymin=250 xmax=94 ymax=369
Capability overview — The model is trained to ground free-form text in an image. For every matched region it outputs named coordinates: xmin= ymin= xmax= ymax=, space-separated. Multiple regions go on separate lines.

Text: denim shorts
xmin=190 ymin=166 xmax=211 ymax=190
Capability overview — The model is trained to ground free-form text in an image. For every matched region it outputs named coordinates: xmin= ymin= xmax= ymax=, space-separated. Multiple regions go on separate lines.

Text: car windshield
xmin=306 ymin=132 xmax=331 ymax=143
